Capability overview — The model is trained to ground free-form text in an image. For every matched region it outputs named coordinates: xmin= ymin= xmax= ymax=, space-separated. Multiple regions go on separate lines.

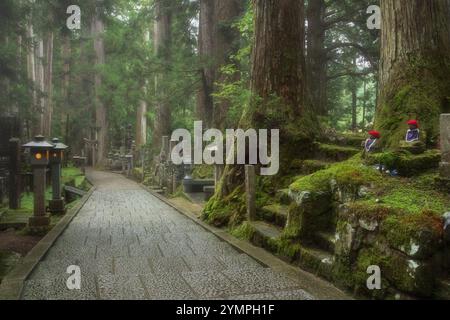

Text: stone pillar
xmin=245 ymin=165 xmax=256 ymax=221
xmin=8 ymin=138 xmax=21 ymax=209
xmin=29 ymin=166 xmax=50 ymax=228
xmin=440 ymin=114 xmax=450 ymax=177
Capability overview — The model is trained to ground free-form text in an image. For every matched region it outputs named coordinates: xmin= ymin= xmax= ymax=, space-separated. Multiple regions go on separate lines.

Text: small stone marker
xmin=440 ymin=114 xmax=450 ymax=178
xmin=245 ymin=165 xmax=256 ymax=221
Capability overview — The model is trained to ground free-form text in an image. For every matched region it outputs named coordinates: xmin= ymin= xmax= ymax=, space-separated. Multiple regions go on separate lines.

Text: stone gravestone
xmin=439 ymin=114 xmax=450 ymax=178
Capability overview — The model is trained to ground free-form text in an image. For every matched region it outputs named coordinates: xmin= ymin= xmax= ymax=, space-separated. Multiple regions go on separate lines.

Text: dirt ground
xmin=0 ymin=229 xmax=42 ymax=256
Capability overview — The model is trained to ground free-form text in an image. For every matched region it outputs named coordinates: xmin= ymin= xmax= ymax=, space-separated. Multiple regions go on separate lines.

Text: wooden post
xmin=245 ymin=165 xmax=256 ymax=221
xmin=8 ymin=138 xmax=21 ymax=209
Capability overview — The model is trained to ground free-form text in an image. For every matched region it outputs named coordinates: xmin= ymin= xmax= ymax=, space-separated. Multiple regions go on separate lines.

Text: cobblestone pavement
xmin=22 ymin=170 xmax=316 ymax=300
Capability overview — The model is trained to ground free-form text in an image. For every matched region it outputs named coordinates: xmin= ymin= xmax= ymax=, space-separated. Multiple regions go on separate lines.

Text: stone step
xmin=297 ymin=245 xmax=335 ymax=282
xmin=312 ymin=231 xmax=336 ymax=254
xmin=248 ymin=221 xmax=282 ymax=248
xmin=258 ymin=204 xmax=288 ymax=228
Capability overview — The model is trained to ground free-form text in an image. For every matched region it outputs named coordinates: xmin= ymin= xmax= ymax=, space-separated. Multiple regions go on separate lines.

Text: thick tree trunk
xmin=92 ymin=7 xmax=107 ymax=165
xmin=196 ymin=0 xmax=215 ymax=128
xmin=375 ymin=0 xmax=450 ymax=147
xmin=153 ymin=0 xmax=172 ymax=151
xmin=36 ymin=38 xmax=45 ymax=135
xmin=306 ymin=0 xmax=327 ymax=116
xmin=26 ymin=23 xmax=37 ymax=137
xmin=136 ymin=31 xmax=149 ymax=148
xmin=61 ymin=33 xmax=71 ymax=144
xmin=42 ymin=32 xmax=54 ymax=137
xmin=214 ymin=0 xmax=314 ymax=198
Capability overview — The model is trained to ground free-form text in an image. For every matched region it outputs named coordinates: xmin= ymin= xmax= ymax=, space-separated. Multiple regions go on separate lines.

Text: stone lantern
xmin=22 ymin=135 xmax=54 ymax=229
xmin=48 ymin=138 xmax=68 ymax=215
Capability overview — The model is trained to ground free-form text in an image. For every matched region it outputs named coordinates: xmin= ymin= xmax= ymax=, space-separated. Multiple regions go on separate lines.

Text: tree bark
xmin=36 ymin=38 xmax=45 ymax=135
xmin=375 ymin=0 xmax=450 ymax=147
xmin=153 ymin=0 xmax=172 ymax=151
xmin=26 ymin=23 xmax=37 ymax=137
xmin=92 ymin=5 xmax=107 ymax=165
xmin=217 ymin=0 xmax=314 ymax=197
xmin=196 ymin=0 xmax=215 ymax=128
xmin=306 ymin=0 xmax=327 ymax=116
xmin=136 ymin=31 xmax=149 ymax=148
xmin=42 ymin=32 xmax=54 ymax=137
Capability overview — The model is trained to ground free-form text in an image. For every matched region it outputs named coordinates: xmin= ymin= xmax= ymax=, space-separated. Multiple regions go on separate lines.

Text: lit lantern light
xmin=22 ymin=135 xmax=54 ymax=166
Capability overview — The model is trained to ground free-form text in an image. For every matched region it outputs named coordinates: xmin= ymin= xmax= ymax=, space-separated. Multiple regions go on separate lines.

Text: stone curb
xmin=0 ymin=186 xmax=96 ymax=300
xmin=139 ymin=184 xmax=351 ymax=300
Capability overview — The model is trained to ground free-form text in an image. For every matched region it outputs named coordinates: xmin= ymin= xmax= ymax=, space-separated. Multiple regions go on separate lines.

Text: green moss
xmin=353 ymin=248 xmax=390 ymax=298
xmin=202 ymin=186 xmax=246 ymax=227
xmin=265 ymin=237 xmax=301 ymax=261
xmin=192 ymin=164 xmax=214 ymax=179
xmin=342 ymin=202 xmax=394 ymax=221
xmin=317 ymin=143 xmax=360 ymax=161
xmin=381 ymin=210 xmax=443 ymax=259
xmin=169 ymin=185 xmax=192 ymax=202
xmin=290 ymin=156 xmax=382 ymax=193
xmin=381 ymin=187 xmax=448 ymax=214
xmin=367 ymin=149 xmax=443 ymax=177
xmin=375 ymin=55 xmax=450 ymax=148
xmin=61 ymin=166 xmax=83 ymax=185
xmin=230 ymin=221 xmax=255 ymax=240
xmin=290 ymin=170 xmax=333 ymax=193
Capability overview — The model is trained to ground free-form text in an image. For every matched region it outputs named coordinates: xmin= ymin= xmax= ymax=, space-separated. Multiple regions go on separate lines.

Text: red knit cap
xmin=407 ymin=120 xmax=419 ymax=128
xmin=368 ymin=130 xmax=380 ymax=139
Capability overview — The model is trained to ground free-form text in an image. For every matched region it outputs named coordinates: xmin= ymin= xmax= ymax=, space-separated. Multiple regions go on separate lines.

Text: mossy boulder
xmin=355 ymin=246 xmax=435 ymax=297
xmin=284 ymin=191 xmax=333 ymax=240
xmin=366 ymin=149 xmax=441 ymax=177
xmin=381 ymin=211 xmax=444 ymax=260
xmin=335 ymin=203 xmax=393 ymax=257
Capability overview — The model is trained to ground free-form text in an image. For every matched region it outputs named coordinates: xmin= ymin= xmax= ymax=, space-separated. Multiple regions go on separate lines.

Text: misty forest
xmin=0 ymin=0 xmax=450 ymax=300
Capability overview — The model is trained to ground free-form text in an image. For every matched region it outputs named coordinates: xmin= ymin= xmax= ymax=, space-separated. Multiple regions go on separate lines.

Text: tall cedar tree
xmin=375 ymin=0 xmax=450 ymax=147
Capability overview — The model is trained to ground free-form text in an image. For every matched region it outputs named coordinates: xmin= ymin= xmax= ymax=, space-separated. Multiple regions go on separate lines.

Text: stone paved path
xmin=22 ymin=170 xmax=317 ymax=300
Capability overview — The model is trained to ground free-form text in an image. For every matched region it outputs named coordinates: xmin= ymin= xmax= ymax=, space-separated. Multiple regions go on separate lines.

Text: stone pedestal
xmin=29 ymin=166 xmax=50 ymax=230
